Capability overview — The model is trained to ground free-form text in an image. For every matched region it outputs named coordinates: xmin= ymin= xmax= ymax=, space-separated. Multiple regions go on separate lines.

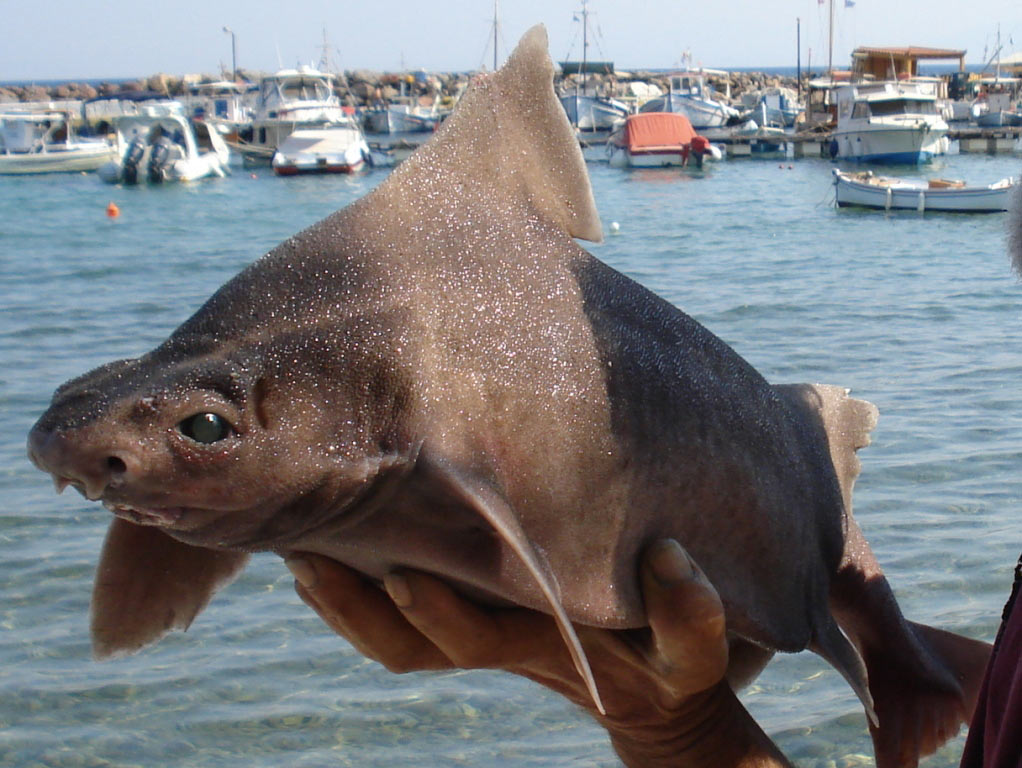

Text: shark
xmin=27 ymin=26 xmax=990 ymax=768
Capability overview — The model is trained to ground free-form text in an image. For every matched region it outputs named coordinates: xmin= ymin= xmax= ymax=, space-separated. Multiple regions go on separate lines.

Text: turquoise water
xmin=2 ymin=144 xmax=1020 ymax=767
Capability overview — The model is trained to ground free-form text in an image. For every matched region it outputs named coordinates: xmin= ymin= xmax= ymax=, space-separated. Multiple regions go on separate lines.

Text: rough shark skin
xmin=28 ymin=26 xmax=989 ymax=767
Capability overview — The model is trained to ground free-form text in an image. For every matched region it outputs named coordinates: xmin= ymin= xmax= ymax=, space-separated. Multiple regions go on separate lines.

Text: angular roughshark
xmin=28 ymin=26 xmax=990 ymax=767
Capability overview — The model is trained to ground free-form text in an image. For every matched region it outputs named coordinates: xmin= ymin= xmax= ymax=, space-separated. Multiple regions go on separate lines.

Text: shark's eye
xmin=179 ymin=413 xmax=232 ymax=444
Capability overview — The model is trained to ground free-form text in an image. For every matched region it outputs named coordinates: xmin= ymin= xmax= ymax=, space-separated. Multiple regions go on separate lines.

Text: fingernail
xmin=648 ymin=540 xmax=693 ymax=585
xmin=285 ymin=556 xmax=318 ymax=589
xmin=384 ymin=572 xmax=412 ymax=609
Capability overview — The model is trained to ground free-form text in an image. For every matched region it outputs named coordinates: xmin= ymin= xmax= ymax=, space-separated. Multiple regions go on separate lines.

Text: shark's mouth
xmin=104 ymin=502 xmax=184 ymax=527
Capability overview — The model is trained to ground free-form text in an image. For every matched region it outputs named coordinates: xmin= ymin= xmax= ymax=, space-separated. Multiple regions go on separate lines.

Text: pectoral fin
xmin=91 ymin=518 xmax=249 ymax=658
xmin=415 ymin=450 xmax=605 ymax=714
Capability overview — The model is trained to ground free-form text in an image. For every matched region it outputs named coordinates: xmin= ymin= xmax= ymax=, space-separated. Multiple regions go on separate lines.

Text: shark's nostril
xmin=107 ymin=456 xmax=127 ymax=475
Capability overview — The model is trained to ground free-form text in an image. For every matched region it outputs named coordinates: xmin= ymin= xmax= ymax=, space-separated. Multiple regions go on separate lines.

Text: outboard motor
xmin=690 ymin=135 xmax=711 ymax=169
xmin=147 ymin=136 xmax=172 ymax=184
xmin=122 ymin=136 xmax=147 ymax=185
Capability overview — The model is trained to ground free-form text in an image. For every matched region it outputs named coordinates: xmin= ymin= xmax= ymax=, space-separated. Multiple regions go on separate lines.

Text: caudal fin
xmin=861 ymin=620 xmax=991 ymax=768
xmin=830 ymin=551 xmax=993 ymax=768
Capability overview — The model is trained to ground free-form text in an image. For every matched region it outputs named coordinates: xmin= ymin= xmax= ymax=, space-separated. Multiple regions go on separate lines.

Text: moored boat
xmin=607 ymin=112 xmax=718 ymax=167
xmin=230 ymin=66 xmax=348 ymax=163
xmin=556 ymin=0 xmax=630 ymax=131
xmin=833 ymin=169 xmax=1016 ymax=212
xmin=0 ymin=112 xmax=115 ymax=174
xmin=271 ymin=121 xmax=370 ymax=175
xmin=830 ymin=80 xmax=949 ymax=163
xmin=638 ymin=70 xmax=741 ymax=130
xmin=98 ymin=105 xmax=230 ymax=184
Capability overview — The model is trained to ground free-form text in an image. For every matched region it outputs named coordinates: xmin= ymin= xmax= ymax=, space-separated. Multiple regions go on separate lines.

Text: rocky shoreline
xmin=0 ymin=67 xmax=805 ymax=111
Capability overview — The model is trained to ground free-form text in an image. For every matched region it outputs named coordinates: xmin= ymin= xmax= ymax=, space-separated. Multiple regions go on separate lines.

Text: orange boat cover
xmin=623 ymin=112 xmax=697 ymax=150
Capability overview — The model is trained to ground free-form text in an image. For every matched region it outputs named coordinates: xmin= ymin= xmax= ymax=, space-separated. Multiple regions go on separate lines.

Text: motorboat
xmin=638 ymin=70 xmax=741 ymax=130
xmin=271 ymin=120 xmax=371 ymax=175
xmin=606 ymin=112 xmax=719 ymax=167
xmin=230 ymin=66 xmax=348 ymax=163
xmin=833 ymin=169 xmax=1015 ymax=212
xmin=0 ymin=112 xmax=115 ymax=174
xmin=97 ymin=104 xmax=230 ymax=184
xmin=830 ymin=81 xmax=949 ymax=163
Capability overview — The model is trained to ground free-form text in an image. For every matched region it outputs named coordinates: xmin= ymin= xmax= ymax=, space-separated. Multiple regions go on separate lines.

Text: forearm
xmin=605 ymin=682 xmax=793 ymax=768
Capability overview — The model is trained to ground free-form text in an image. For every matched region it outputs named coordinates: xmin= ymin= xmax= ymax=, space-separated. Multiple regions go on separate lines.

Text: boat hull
xmin=608 ymin=148 xmax=690 ymax=167
xmin=271 ymin=127 xmax=370 ymax=176
xmin=640 ymin=96 xmax=737 ymax=130
xmin=830 ymin=125 xmax=947 ymax=164
xmin=0 ymin=143 xmax=115 ymax=175
xmin=559 ymin=94 xmax=629 ymax=131
xmin=833 ymin=170 xmax=1015 ymax=212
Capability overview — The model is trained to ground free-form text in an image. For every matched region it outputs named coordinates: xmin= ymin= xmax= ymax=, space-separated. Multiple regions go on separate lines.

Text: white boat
xmin=559 ymin=91 xmax=629 ymax=131
xmin=833 ymin=169 xmax=1016 ymax=212
xmin=271 ymin=121 xmax=370 ymax=175
xmin=971 ymin=87 xmax=1022 ymax=127
xmin=97 ymin=104 xmax=230 ymax=184
xmin=638 ymin=70 xmax=741 ymax=130
xmin=741 ymin=87 xmax=803 ymax=128
xmin=556 ymin=0 xmax=630 ymax=131
xmin=606 ymin=112 xmax=718 ymax=167
xmin=230 ymin=66 xmax=348 ymax=163
xmin=0 ymin=112 xmax=115 ymax=174
xmin=830 ymin=81 xmax=949 ymax=163
xmin=363 ymin=99 xmax=440 ymax=134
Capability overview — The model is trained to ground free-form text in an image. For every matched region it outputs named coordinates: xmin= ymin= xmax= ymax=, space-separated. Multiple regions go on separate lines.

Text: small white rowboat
xmin=833 ymin=169 xmax=1016 ymax=213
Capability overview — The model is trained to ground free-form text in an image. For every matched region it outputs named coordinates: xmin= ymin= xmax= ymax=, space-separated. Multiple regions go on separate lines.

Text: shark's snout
xmin=28 ymin=423 xmax=137 ymax=501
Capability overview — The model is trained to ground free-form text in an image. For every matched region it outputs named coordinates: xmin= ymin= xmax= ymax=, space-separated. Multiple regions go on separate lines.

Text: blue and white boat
xmin=638 ymin=70 xmax=741 ymax=130
xmin=830 ymin=80 xmax=949 ymax=164
xmin=558 ymin=90 xmax=629 ymax=131
xmin=833 ymin=169 xmax=1015 ymax=212
xmin=556 ymin=0 xmax=630 ymax=131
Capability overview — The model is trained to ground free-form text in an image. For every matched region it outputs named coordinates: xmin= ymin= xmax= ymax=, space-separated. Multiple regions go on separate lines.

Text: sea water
xmin=1 ymin=145 xmax=1020 ymax=767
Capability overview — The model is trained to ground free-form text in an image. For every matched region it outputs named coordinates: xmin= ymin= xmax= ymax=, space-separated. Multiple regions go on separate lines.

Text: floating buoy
xmin=105 ymin=201 xmax=120 ymax=219
xmin=609 ymin=221 xmax=620 ymax=233
xmin=250 ymin=173 xmax=258 ymax=179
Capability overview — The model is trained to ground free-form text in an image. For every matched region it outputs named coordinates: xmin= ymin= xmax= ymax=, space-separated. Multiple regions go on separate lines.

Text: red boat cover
xmin=623 ymin=112 xmax=697 ymax=150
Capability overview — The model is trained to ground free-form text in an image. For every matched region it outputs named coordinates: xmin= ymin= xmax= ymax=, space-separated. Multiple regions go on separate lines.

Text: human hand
xmin=284 ymin=541 xmax=790 ymax=767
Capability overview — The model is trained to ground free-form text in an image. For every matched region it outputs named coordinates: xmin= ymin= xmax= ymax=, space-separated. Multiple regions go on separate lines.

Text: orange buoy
xmin=106 ymin=201 xmax=120 ymax=219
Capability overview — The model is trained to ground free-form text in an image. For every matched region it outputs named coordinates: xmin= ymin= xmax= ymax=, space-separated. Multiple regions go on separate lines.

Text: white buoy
xmin=610 ymin=221 xmax=620 ymax=233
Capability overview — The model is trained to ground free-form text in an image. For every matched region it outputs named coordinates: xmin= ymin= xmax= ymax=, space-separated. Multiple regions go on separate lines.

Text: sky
xmin=2 ymin=0 xmax=1019 ymax=82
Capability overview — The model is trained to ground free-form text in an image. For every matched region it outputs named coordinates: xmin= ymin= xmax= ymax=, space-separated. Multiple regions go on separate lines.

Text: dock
xmin=714 ymin=125 xmax=1022 ymax=159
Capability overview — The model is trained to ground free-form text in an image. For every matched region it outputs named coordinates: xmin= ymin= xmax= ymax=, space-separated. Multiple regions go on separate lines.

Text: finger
xmin=640 ymin=540 xmax=729 ymax=695
xmin=285 ymin=553 xmax=452 ymax=672
xmin=386 ymin=570 xmax=568 ymax=673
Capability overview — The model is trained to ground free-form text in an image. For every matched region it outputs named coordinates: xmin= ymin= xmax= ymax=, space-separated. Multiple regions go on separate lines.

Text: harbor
xmin=3 ymin=5 xmax=1022 ymax=768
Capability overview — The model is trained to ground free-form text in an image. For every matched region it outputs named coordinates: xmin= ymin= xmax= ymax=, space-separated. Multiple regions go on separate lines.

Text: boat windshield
xmin=868 ymin=99 xmax=936 ymax=116
xmin=279 ymin=78 xmax=332 ymax=101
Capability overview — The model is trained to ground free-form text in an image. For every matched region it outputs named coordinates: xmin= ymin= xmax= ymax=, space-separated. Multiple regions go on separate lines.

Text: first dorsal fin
xmin=372 ymin=25 xmax=602 ymax=243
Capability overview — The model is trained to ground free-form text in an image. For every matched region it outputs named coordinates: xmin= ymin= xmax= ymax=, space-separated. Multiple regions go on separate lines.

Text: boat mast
xmin=797 ymin=17 xmax=801 ymax=103
xmin=492 ymin=0 xmax=499 ymax=71
xmin=827 ymin=0 xmax=834 ymax=77
xmin=582 ymin=0 xmax=589 ymax=89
